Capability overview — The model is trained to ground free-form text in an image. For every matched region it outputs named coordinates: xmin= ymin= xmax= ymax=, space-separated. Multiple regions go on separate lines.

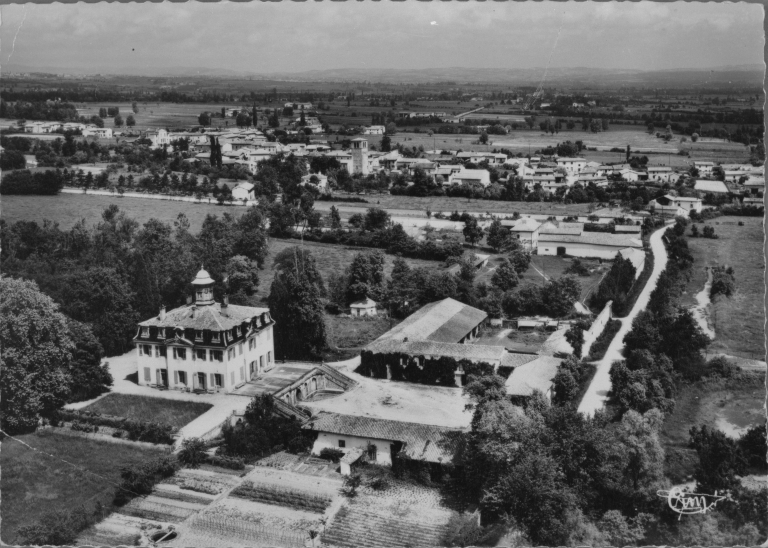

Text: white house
xmin=509 ymin=217 xmax=542 ymax=250
xmin=82 ymin=127 xmax=113 ymax=139
xmin=350 ymin=297 xmax=377 ymax=317
xmin=134 ymin=268 xmax=275 ymax=393
xmin=145 ymin=129 xmax=171 ymax=149
xmin=649 ymin=195 xmax=702 ymax=217
xmin=693 ymin=161 xmax=715 ymax=176
xmin=301 ymin=173 xmax=330 ymax=193
xmin=646 ymin=167 xmax=675 ymax=183
xmin=449 ymin=168 xmax=491 ymax=188
xmin=556 ymin=157 xmax=587 ymax=175
xmin=231 ymin=182 xmax=256 ymax=201
xmin=363 ymin=126 xmax=386 ymax=135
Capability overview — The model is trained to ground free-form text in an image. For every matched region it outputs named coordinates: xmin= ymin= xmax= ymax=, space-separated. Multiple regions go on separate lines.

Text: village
xmin=1 ymin=2 xmax=767 ymax=547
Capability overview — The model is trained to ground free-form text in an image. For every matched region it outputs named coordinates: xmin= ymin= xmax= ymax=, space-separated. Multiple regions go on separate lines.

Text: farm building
xmin=555 ymin=157 xmax=587 ymax=174
xmin=231 ymin=182 xmax=255 ymax=201
xmin=649 ymin=195 xmax=702 ymax=217
xmin=370 ymin=298 xmax=488 ymax=346
xmin=505 ymin=355 xmax=562 ymax=402
xmin=538 ymin=232 xmax=643 ymax=260
xmin=646 ymin=167 xmax=676 ymax=183
xmin=693 ymin=161 xmax=715 ymax=176
xmin=448 ymin=168 xmax=491 ymax=188
xmin=350 ymin=297 xmax=377 ymax=317
xmin=306 ymin=412 xmax=465 ymax=468
xmin=508 ymin=217 xmax=542 ymax=250
xmin=694 ymin=180 xmax=730 ymax=194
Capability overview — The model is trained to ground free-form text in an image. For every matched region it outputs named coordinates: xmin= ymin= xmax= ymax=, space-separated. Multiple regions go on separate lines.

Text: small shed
xmin=350 ymin=297 xmax=377 ymax=317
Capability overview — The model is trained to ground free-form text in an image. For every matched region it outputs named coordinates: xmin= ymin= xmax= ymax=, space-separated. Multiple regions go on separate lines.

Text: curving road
xmin=577 ymin=224 xmax=671 ymax=417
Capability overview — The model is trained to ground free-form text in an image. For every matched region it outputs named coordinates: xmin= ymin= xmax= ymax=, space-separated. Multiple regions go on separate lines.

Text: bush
xmin=114 ymin=455 xmax=179 ymax=506
xmin=705 ymin=356 xmax=739 ymax=379
xmin=710 ymin=265 xmax=736 ymax=298
xmin=587 ymin=319 xmax=621 ymax=361
xmin=342 ymin=473 xmax=362 ymax=497
xmin=178 ymin=437 xmax=207 ymax=468
xmin=17 ymin=506 xmax=95 ymax=546
xmin=319 ymin=447 xmax=345 ymax=463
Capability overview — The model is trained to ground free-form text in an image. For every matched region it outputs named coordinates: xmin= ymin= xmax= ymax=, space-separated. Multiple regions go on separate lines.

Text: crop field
xmin=0 ymin=429 xmax=166 ymax=544
xmin=73 ymin=102 xmax=245 ymax=130
xmin=682 ymin=216 xmax=765 ymax=360
xmin=82 ymin=394 xmax=213 ymax=429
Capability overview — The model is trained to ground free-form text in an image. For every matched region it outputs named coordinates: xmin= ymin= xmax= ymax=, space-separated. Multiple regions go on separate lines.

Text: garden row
xmin=230 ymin=480 xmax=333 ymax=513
xmin=52 ymin=408 xmax=176 ymax=445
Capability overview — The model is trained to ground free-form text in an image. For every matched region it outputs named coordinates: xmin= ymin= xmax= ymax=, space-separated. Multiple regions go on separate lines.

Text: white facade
xmin=363 ymin=125 xmax=385 ymax=135
xmin=449 ymin=168 xmax=491 ymax=188
xmin=312 ymin=433 xmax=394 ymax=466
xmin=556 ymin=157 xmax=587 ymax=174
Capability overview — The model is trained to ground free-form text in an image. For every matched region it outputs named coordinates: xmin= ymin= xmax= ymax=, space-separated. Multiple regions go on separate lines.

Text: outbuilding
xmin=350 ymin=297 xmax=378 ymax=317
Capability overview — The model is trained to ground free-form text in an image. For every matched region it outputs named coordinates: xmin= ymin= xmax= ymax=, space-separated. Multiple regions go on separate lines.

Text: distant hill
xmin=3 ymin=63 xmax=764 ymax=87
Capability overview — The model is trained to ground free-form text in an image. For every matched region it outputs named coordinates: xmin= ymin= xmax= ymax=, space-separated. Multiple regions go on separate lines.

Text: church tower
xmin=350 ymin=138 xmax=369 ymax=176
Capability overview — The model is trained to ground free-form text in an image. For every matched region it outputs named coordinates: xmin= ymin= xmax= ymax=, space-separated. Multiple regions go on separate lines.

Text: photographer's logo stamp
xmin=657 ymin=486 xmax=726 ymax=519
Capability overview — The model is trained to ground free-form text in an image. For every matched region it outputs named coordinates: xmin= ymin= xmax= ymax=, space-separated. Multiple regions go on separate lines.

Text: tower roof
xmin=191 ymin=267 xmax=215 ymax=286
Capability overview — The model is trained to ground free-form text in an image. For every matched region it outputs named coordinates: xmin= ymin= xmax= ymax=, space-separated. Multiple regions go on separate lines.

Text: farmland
xmin=681 ymin=216 xmax=765 ymax=360
xmin=82 ymin=394 xmax=213 ymax=429
xmin=0 ymin=429 xmax=166 ymax=544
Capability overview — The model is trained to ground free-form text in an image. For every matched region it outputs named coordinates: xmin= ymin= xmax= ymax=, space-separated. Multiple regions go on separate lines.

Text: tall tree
xmin=346 ymin=250 xmax=386 ymax=303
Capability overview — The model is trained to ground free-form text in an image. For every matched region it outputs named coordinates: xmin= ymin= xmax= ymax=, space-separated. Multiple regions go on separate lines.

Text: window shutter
xmin=144 ymin=367 xmax=151 ymax=381
xmin=210 ymin=373 xmax=215 ymax=387
xmin=174 ymin=370 xmax=179 ymax=384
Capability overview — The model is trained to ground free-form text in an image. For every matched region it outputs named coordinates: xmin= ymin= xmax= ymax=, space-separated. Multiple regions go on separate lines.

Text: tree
xmin=491 ymin=259 xmax=519 ymax=291
xmin=132 ymin=102 xmax=139 ymax=114
xmin=689 ymin=425 xmax=747 ymax=493
xmin=509 ymin=250 xmax=531 ymax=273
xmin=479 ymin=131 xmax=489 ymax=145
xmin=346 ymin=250 xmax=386 ymax=303
xmin=126 ymin=114 xmax=136 ymax=127
xmin=178 ymin=438 xmax=207 ymax=468
xmin=236 ymin=112 xmax=252 ymax=127
xmin=542 ymin=276 xmax=581 ymax=317
xmin=0 ymin=150 xmax=26 ymax=170
xmin=486 ymin=219 xmax=510 ymax=252
xmin=385 ymin=122 xmax=397 ymax=135
xmin=268 ymin=249 xmax=327 ymax=360
xmin=329 ymin=206 xmax=342 ymax=229
xmin=564 ymin=319 xmax=590 ymax=358
xmin=617 ymin=409 xmax=665 ymax=491
xmin=198 ymin=112 xmax=211 ymax=126
xmin=0 ymin=278 xmax=74 ymax=434
xmin=225 ymin=255 xmax=259 ymax=304
xmin=363 ymin=208 xmax=390 ymax=231
xmin=65 ymin=318 xmax=112 ymax=403
xmin=99 ymin=107 xmax=107 ymax=118
xmin=381 ymin=135 xmax=392 ymax=152
xmin=114 ymin=115 xmax=124 ymax=128
xmin=463 ymin=216 xmax=484 ymax=247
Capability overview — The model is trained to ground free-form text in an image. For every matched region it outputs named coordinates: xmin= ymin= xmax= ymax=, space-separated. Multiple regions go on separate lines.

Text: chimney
xmin=159 ymin=305 xmax=166 ymax=321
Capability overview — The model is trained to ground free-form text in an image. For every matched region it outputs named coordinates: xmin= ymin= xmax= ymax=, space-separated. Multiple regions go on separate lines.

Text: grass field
xmin=0 ymin=430 xmax=165 ymax=544
xmin=661 ymin=373 xmax=765 ymax=481
xmin=323 ymin=314 xmax=400 ymax=361
xmin=82 ymin=394 xmax=212 ymax=429
xmin=474 ymin=326 xmax=550 ymax=354
xmin=682 ymin=216 xmax=765 ymax=360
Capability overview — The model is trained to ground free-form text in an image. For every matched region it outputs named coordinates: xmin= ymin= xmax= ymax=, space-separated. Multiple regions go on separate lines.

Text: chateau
xmin=134 ymin=268 xmax=275 ymax=393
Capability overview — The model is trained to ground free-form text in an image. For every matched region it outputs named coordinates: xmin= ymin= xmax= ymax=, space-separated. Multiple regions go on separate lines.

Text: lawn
xmin=682 ymin=216 xmax=765 ymax=360
xmin=524 ymin=255 xmax=608 ymax=302
xmin=660 ymin=373 xmax=765 ymax=481
xmin=0 ymin=429 xmax=166 ymax=544
xmin=324 ymin=314 xmax=400 ymax=360
xmin=81 ymin=394 xmax=212 ymax=429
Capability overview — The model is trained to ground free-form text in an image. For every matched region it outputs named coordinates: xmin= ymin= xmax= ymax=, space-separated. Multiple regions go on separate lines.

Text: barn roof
xmin=504 ymin=355 xmax=562 ymax=397
xmin=305 ymin=412 xmax=465 ymax=464
xmin=538 ymin=232 xmax=643 ymax=248
xmin=370 ymin=298 xmax=487 ymax=345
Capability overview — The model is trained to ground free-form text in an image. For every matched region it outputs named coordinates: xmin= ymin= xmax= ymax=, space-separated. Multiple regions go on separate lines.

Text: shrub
xmin=710 ymin=265 xmax=736 ymax=298
xmin=342 ymin=473 xmax=362 ymax=497
xmin=319 ymin=447 xmax=345 ymax=463
xmin=587 ymin=319 xmax=621 ymax=361
xmin=178 ymin=437 xmax=207 ymax=468
xmin=705 ymin=356 xmax=739 ymax=378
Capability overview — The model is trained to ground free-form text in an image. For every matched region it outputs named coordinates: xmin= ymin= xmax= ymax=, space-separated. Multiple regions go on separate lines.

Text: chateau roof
xmin=139 ymin=302 xmax=270 ymax=332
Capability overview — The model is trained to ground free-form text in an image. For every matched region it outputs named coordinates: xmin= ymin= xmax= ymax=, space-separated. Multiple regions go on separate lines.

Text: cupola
xmin=191 ymin=266 xmax=215 ymax=306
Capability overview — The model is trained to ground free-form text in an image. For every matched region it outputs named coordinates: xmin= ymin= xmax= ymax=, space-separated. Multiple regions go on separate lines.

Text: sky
xmin=0 ymin=1 xmax=764 ymax=74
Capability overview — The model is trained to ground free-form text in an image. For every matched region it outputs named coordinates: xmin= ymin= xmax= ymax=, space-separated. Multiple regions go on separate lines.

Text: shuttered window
xmin=144 ymin=368 xmax=151 ymax=382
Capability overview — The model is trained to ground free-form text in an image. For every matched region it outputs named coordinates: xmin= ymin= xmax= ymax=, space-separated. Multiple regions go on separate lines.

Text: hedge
xmin=206 ymin=454 xmax=245 ymax=470
xmin=53 ymin=408 xmax=176 ymax=445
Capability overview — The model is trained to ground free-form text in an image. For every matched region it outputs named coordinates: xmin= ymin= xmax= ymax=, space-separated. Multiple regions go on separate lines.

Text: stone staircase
xmin=322 ymin=504 xmax=455 ymax=548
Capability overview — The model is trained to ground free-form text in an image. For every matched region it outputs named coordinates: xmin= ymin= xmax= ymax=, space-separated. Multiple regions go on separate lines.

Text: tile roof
xmin=539 ymin=222 xmax=584 ymax=236
xmin=367 ymin=339 xmax=506 ymax=363
xmin=614 ymin=225 xmax=642 ymax=233
xmin=305 ymin=412 xmax=465 ymax=464
xmin=538 ymin=232 xmax=643 ymax=248
xmin=505 ymin=356 xmax=561 ymax=396
xmin=350 ymin=297 xmax=377 ymax=309
xmin=371 ymin=298 xmax=487 ymax=346
xmin=139 ymin=302 xmax=270 ymax=331
xmin=500 ymin=352 xmax=540 ymax=369
xmin=510 ymin=218 xmax=542 ymax=232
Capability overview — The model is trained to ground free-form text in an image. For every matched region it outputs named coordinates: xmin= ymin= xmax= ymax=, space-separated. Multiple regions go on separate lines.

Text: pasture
xmin=682 ymin=216 xmax=765 ymax=360
xmin=0 ymin=429 xmax=165 ymax=544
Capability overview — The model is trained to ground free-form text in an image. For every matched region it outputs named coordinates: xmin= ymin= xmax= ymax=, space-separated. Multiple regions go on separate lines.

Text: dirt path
xmin=690 ymin=267 xmax=715 ymax=339
xmin=577 ymin=224 xmax=671 ymax=417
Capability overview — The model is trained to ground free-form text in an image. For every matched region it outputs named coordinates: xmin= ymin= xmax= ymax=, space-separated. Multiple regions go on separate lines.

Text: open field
xmin=2 ymin=193 xmax=238 ymax=232
xmin=0 ymin=429 xmax=166 ymax=544
xmin=82 ymin=394 xmax=213 ymax=429
xmin=681 ymin=216 xmax=765 ymax=360
xmin=661 ymin=374 xmax=765 ymax=481
xmin=323 ymin=314 xmax=400 ymax=361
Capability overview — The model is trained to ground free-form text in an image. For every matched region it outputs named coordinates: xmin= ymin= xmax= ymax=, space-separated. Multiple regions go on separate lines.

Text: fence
xmin=191 ymin=514 xmax=307 ymax=547
xmin=581 ymin=300 xmax=613 ymax=359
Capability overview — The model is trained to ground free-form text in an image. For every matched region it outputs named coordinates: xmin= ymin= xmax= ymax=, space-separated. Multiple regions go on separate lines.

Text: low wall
xmin=61 ymin=188 xmax=258 ymax=207
xmin=581 ymin=300 xmax=613 ymax=359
